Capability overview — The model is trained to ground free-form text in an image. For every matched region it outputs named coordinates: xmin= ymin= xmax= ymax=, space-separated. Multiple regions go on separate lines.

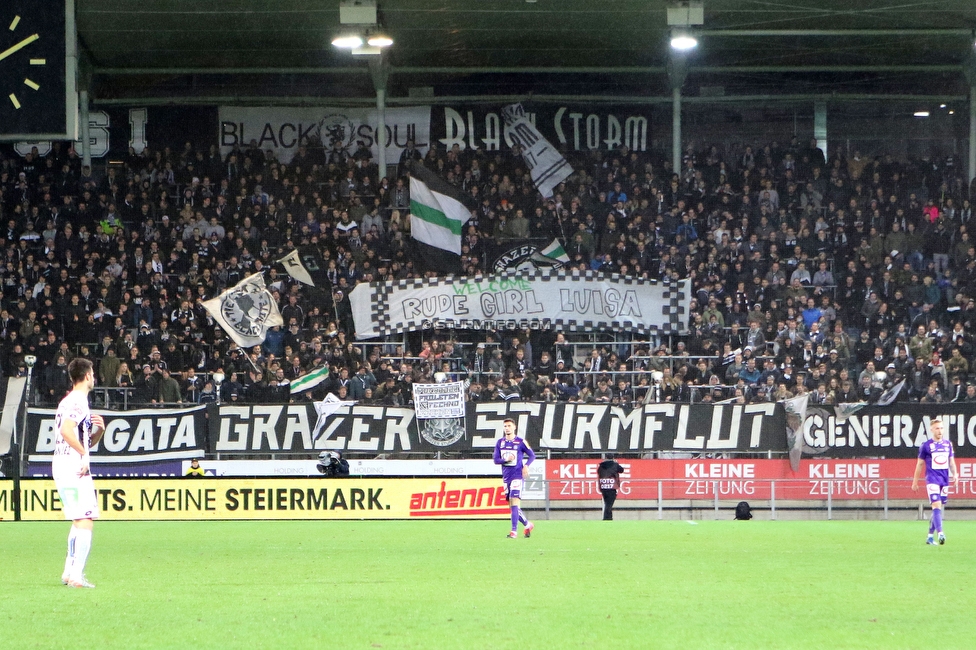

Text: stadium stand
xmin=0 ymin=137 xmax=974 ymax=409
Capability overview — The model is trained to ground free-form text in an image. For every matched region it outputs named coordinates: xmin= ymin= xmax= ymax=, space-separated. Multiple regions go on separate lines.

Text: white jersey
xmin=52 ymin=390 xmax=93 ymax=481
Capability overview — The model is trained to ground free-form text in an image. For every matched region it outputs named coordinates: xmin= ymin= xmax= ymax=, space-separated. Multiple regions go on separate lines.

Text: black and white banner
xmin=25 ymin=406 xmax=208 ymax=473
xmin=413 ymin=382 xmax=466 ymax=420
xmin=350 ymin=270 xmax=689 ymax=339
xmin=501 ymin=103 xmax=573 ymax=198
xmin=208 ymin=402 xmax=784 ymax=454
xmin=803 ymin=403 xmax=976 ymax=459
xmin=219 ymin=106 xmax=431 ymax=164
xmin=433 ymin=104 xmax=652 ymax=153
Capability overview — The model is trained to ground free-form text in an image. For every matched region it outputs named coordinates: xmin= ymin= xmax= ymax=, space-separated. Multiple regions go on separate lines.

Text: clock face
xmin=0 ymin=1 xmax=67 ymax=138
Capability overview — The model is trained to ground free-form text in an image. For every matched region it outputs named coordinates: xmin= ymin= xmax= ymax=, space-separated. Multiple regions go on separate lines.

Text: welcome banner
xmin=350 ymin=270 xmax=689 ymax=339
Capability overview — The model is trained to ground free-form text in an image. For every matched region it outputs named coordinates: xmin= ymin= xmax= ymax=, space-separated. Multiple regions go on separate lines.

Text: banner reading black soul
xmin=432 ymin=104 xmax=652 ymax=153
xmin=209 ymin=402 xmax=786 ymax=454
xmin=802 ymin=403 xmax=976 ymax=459
xmin=25 ymin=406 xmax=208 ymax=476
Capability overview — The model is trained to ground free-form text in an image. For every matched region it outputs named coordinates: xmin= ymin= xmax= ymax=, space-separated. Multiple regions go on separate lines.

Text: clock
xmin=0 ymin=1 xmax=68 ymax=139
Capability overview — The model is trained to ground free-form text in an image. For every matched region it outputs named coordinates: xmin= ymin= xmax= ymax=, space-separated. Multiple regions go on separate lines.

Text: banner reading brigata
xmin=207 ymin=402 xmax=784 ymax=454
xmin=802 ymin=403 xmax=976 ymax=458
xmin=218 ymin=106 xmax=431 ymax=164
xmin=25 ymin=406 xmax=207 ymax=474
xmin=432 ymin=104 xmax=652 ymax=152
xmin=350 ymin=270 xmax=689 ymax=338
xmin=6 ymin=478 xmax=507 ymax=521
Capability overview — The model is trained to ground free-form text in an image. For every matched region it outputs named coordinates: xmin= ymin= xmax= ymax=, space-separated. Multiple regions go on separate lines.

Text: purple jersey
xmin=494 ymin=435 xmax=536 ymax=481
xmin=918 ymin=438 xmax=954 ymax=487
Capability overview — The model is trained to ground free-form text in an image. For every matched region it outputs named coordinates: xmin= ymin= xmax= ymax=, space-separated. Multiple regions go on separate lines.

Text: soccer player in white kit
xmin=52 ymin=358 xmax=105 ymax=588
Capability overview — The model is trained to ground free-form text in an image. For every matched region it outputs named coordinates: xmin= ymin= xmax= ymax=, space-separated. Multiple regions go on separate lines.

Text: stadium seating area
xmin=1 ymin=135 xmax=974 ymax=407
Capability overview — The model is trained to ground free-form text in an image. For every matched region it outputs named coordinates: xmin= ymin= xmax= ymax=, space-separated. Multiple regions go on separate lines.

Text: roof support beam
xmin=93 ymin=64 xmax=960 ymax=76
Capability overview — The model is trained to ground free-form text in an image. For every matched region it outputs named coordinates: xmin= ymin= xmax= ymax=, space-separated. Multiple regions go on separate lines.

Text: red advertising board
xmin=546 ymin=459 xmax=976 ymax=501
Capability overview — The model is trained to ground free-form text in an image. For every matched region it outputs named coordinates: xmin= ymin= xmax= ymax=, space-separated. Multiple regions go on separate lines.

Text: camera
xmin=316 ymin=451 xmax=350 ymax=478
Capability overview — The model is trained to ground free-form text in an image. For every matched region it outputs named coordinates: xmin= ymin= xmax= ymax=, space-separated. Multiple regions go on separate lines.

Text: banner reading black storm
xmin=350 ymin=270 xmax=690 ymax=339
xmin=432 ymin=104 xmax=652 ymax=153
xmin=24 ymin=406 xmax=208 ymax=476
xmin=802 ymin=403 xmax=976 ymax=459
xmin=209 ymin=402 xmax=786 ymax=454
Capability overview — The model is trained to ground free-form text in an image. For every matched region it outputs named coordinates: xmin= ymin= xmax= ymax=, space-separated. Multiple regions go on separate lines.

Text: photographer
xmin=316 ymin=451 xmax=350 ymax=478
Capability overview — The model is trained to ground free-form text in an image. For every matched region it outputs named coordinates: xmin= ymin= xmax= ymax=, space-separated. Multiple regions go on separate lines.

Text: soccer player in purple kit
xmin=493 ymin=417 xmax=535 ymax=539
xmin=912 ymin=418 xmax=958 ymax=545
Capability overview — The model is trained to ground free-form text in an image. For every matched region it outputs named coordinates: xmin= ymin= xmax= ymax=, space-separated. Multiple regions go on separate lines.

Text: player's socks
xmin=62 ymin=527 xmax=78 ymax=584
xmin=932 ymin=508 xmax=943 ymax=534
xmin=69 ymin=528 xmax=92 ymax=584
xmin=510 ymin=506 xmax=519 ymax=533
xmin=517 ymin=509 xmax=528 ymax=526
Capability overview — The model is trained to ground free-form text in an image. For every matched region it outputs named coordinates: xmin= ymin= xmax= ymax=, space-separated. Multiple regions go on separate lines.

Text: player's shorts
xmin=926 ymin=483 xmax=949 ymax=505
xmin=55 ymin=475 xmax=100 ymax=521
xmin=503 ymin=478 xmax=523 ymax=501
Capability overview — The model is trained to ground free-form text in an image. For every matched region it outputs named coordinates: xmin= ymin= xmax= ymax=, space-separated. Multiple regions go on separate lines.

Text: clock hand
xmin=0 ymin=34 xmax=39 ymax=63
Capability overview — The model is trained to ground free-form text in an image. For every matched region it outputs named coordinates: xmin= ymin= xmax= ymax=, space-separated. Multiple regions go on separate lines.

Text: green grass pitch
xmin=2 ymin=519 xmax=972 ymax=649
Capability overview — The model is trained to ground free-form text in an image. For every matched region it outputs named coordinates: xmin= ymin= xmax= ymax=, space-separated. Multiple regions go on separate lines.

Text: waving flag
xmin=201 ymin=273 xmax=283 ymax=348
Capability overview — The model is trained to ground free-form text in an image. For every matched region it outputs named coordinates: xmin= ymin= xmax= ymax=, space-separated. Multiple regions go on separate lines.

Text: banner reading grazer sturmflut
xmin=25 ymin=406 xmax=208 ymax=475
xmin=218 ymin=106 xmax=431 ymax=164
xmin=350 ymin=270 xmax=689 ymax=339
xmin=207 ymin=402 xmax=784 ymax=454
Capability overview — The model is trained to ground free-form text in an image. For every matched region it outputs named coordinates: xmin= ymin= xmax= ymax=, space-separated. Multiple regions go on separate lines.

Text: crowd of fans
xmin=1 ymin=132 xmax=975 ymax=408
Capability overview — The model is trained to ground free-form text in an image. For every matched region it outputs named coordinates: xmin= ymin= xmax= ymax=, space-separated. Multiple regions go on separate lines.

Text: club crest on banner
xmin=420 ymin=418 xmax=466 ymax=447
xmin=316 ymin=113 xmax=356 ymax=151
xmin=492 ymin=242 xmax=566 ymax=273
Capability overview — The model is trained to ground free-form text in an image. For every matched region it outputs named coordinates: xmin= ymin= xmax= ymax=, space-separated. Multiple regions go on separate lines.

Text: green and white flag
xmin=539 ymin=239 xmax=570 ymax=264
xmin=290 ymin=365 xmax=330 ymax=394
xmin=409 ymin=165 xmax=470 ymax=255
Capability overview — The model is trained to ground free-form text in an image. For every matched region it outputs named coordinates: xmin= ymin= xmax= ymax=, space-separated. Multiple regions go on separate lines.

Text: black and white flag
xmin=202 ymin=273 xmax=284 ymax=348
xmin=501 ymin=103 xmax=574 ymax=198
xmin=277 ymin=250 xmax=315 ymax=286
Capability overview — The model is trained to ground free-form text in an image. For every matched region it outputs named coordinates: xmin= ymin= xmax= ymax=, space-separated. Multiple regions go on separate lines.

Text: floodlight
xmin=670 ymin=32 xmax=698 ymax=51
xmin=332 ymin=34 xmax=364 ymax=49
xmin=366 ymin=32 xmax=394 ymax=47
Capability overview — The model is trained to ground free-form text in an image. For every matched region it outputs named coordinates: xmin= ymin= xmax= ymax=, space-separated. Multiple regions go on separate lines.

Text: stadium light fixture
xmin=670 ymin=31 xmax=698 ymax=51
xmin=914 ymin=110 xmax=930 ymax=117
xmin=332 ymin=33 xmax=364 ymax=49
xmin=366 ymin=32 xmax=394 ymax=47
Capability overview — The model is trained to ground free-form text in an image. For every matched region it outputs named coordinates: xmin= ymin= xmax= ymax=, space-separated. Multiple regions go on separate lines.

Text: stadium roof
xmin=81 ymin=0 xmax=976 ymax=103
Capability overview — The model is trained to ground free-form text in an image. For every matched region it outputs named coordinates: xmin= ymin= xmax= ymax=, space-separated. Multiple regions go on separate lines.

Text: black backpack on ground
xmin=734 ymin=501 xmax=753 ymax=520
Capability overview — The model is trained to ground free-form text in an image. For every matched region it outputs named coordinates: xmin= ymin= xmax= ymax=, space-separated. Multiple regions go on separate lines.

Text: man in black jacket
xmin=597 ymin=457 xmax=625 ymax=521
